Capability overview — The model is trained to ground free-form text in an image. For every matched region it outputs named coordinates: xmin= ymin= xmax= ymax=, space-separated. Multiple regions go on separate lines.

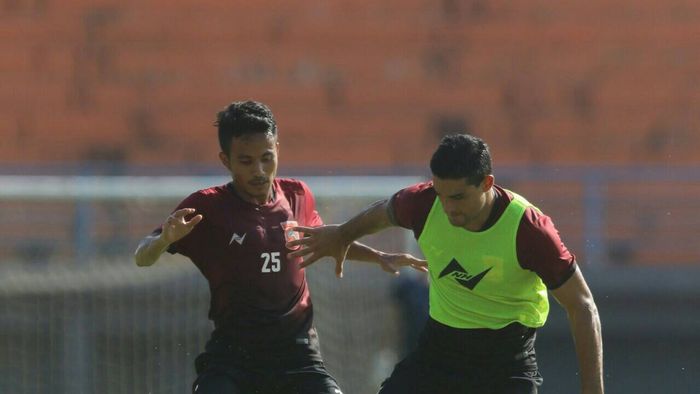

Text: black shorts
xmin=378 ymin=318 xmax=543 ymax=394
xmin=192 ymin=327 xmax=342 ymax=394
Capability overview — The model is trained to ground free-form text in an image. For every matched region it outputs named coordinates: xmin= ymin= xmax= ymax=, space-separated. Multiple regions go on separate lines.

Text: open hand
xmin=161 ymin=208 xmax=203 ymax=244
xmin=287 ymin=225 xmax=350 ymax=277
xmin=378 ymin=253 xmax=428 ymax=276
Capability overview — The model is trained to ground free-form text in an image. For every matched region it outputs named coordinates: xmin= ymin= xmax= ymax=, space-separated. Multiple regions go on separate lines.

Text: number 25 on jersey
xmin=261 ymin=252 xmax=281 ymax=273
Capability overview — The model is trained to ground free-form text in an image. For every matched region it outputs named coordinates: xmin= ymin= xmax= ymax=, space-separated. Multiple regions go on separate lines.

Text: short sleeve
xmin=388 ymin=182 xmax=436 ymax=239
xmin=516 ymin=207 xmax=577 ymax=289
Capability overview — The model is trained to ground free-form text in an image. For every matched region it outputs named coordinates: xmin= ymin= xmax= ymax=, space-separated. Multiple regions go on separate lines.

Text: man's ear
xmin=218 ymin=152 xmax=230 ymax=171
xmin=482 ymin=175 xmax=495 ymax=191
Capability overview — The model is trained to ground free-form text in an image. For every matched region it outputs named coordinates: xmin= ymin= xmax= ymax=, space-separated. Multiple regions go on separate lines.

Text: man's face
xmin=219 ymin=133 xmax=278 ymax=203
xmin=432 ymin=175 xmax=493 ymax=229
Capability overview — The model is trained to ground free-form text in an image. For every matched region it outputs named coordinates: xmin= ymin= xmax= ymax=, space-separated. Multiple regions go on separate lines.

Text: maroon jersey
xmin=389 ymin=182 xmax=576 ymax=289
xmin=158 ymin=178 xmax=322 ymax=345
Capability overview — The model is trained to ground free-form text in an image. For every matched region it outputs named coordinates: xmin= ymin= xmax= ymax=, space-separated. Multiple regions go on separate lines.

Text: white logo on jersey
xmin=229 ymin=232 xmax=246 ymax=245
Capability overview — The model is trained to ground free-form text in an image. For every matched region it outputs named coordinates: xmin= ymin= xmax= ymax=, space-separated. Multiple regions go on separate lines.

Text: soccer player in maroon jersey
xmin=134 ymin=100 xmax=426 ymax=394
xmin=289 ymin=134 xmax=604 ymax=394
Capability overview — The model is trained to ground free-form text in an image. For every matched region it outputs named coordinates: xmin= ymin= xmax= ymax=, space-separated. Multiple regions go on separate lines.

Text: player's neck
xmin=230 ymin=183 xmax=275 ymax=205
xmin=463 ymin=188 xmax=497 ymax=232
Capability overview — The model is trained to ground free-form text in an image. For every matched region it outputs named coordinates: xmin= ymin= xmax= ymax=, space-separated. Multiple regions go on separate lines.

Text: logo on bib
xmin=438 ymin=258 xmax=492 ymax=290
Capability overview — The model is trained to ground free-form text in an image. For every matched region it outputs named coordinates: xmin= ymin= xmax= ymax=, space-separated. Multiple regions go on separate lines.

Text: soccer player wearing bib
xmin=134 ymin=100 xmax=426 ymax=394
xmin=289 ymin=134 xmax=604 ymax=394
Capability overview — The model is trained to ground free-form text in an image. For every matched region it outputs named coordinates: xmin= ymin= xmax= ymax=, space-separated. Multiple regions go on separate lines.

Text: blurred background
xmin=1 ymin=1 xmax=699 ymax=393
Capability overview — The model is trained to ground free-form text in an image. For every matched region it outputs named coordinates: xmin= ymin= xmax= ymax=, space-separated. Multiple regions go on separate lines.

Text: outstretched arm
xmin=345 ymin=242 xmax=427 ymax=278
xmin=287 ymin=199 xmax=397 ymax=276
xmin=134 ymin=208 xmax=203 ymax=267
xmin=551 ymin=266 xmax=604 ymax=394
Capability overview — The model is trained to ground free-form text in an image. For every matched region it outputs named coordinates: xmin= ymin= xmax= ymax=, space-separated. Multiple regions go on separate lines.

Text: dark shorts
xmin=192 ymin=327 xmax=342 ymax=394
xmin=378 ymin=319 xmax=543 ymax=394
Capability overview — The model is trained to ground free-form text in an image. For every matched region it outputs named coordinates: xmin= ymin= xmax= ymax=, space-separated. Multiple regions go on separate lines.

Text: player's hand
xmin=287 ymin=225 xmax=350 ymax=278
xmin=377 ymin=253 xmax=428 ymax=276
xmin=161 ymin=208 xmax=203 ymax=244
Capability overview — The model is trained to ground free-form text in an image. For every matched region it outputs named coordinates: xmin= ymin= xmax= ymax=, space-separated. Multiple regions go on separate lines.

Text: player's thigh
xmin=192 ymin=371 xmax=243 ymax=394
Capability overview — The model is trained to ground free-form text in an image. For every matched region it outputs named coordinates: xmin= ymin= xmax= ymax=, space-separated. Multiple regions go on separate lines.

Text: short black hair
xmin=215 ymin=100 xmax=277 ymax=154
xmin=430 ymin=134 xmax=492 ymax=186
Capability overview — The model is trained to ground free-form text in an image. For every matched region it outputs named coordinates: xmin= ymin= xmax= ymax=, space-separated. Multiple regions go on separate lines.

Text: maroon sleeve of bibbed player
xmin=388 ymin=181 xmax=436 ymax=239
xmin=516 ymin=207 xmax=577 ymax=290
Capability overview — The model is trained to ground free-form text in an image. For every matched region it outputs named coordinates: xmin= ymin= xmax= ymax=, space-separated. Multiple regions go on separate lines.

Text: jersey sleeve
xmin=298 ymin=181 xmax=323 ymax=227
xmin=516 ymin=207 xmax=577 ymax=289
xmin=153 ymin=191 xmax=211 ymax=259
xmin=388 ymin=181 xmax=436 ymax=239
